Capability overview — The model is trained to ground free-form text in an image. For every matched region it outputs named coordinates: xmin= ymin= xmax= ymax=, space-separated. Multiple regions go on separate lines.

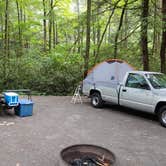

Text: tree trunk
xmin=108 ymin=23 xmax=111 ymax=43
xmin=92 ymin=15 xmax=96 ymax=57
xmin=114 ymin=0 xmax=128 ymax=59
xmin=80 ymin=26 xmax=84 ymax=57
xmin=160 ymin=0 xmax=166 ymax=73
xmin=84 ymin=0 xmax=91 ymax=78
xmin=53 ymin=18 xmax=56 ymax=48
xmin=16 ymin=0 xmax=23 ymax=56
xmin=43 ymin=0 xmax=47 ymax=51
xmin=55 ymin=22 xmax=58 ymax=44
xmin=157 ymin=0 xmax=162 ymax=51
xmin=0 ymin=13 xmax=4 ymax=48
xmin=23 ymin=9 xmax=29 ymax=48
xmin=152 ymin=0 xmax=157 ymax=57
xmin=141 ymin=0 xmax=149 ymax=71
xmin=3 ymin=0 xmax=9 ymax=83
xmin=94 ymin=0 xmax=120 ymax=64
xmin=49 ymin=0 xmax=53 ymax=51
xmin=76 ymin=0 xmax=81 ymax=53
xmin=4 ymin=0 xmax=9 ymax=57
xmin=97 ymin=5 xmax=101 ymax=45
xmin=124 ymin=9 xmax=128 ymax=48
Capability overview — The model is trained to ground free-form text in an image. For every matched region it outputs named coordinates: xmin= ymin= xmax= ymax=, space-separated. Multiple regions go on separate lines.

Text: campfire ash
xmin=70 ymin=155 xmax=111 ymax=166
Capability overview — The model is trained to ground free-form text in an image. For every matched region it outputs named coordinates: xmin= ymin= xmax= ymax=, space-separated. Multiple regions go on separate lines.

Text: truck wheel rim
xmin=161 ymin=110 xmax=166 ymax=124
xmin=92 ymin=97 xmax=99 ymax=106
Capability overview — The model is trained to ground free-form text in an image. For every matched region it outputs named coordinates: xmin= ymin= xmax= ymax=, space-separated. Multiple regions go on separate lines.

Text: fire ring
xmin=60 ymin=144 xmax=116 ymax=166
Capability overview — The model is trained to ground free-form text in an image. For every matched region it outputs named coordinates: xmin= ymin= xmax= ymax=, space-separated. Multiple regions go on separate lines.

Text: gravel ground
xmin=0 ymin=96 xmax=166 ymax=166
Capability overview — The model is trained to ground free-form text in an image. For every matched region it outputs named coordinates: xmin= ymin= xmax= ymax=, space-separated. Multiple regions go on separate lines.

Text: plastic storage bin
xmin=15 ymin=99 xmax=34 ymax=117
xmin=4 ymin=92 xmax=19 ymax=107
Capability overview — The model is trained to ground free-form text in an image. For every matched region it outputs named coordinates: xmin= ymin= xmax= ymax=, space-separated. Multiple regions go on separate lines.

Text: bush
xmin=0 ymin=48 xmax=84 ymax=95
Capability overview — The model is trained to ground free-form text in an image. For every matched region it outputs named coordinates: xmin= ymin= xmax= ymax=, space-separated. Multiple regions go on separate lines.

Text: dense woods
xmin=0 ymin=0 xmax=166 ymax=95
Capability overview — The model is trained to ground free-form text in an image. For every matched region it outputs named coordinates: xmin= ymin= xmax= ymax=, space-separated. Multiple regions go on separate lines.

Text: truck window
xmin=126 ymin=73 xmax=150 ymax=89
xmin=145 ymin=73 xmax=166 ymax=89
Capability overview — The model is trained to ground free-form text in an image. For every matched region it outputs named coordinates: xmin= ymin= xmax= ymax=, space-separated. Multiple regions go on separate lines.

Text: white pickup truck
xmin=83 ymin=70 xmax=166 ymax=127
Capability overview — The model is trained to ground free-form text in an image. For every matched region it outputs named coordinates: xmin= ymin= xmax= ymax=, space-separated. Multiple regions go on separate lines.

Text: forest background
xmin=0 ymin=0 xmax=166 ymax=95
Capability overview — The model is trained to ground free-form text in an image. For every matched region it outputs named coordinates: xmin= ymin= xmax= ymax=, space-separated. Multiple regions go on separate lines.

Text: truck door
xmin=120 ymin=73 xmax=154 ymax=113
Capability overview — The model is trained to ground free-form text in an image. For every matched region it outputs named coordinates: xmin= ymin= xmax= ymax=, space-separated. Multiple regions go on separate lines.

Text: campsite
xmin=0 ymin=0 xmax=166 ymax=166
xmin=0 ymin=96 xmax=166 ymax=166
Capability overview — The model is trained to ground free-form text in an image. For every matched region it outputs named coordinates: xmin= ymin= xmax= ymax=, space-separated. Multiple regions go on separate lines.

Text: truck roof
xmin=128 ymin=71 xmax=162 ymax=75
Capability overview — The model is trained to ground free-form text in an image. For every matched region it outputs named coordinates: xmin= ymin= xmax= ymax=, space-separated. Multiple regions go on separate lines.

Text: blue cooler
xmin=15 ymin=99 xmax=34 ymax=117
xmin=4 ymin=92 xmax=19 ymax=107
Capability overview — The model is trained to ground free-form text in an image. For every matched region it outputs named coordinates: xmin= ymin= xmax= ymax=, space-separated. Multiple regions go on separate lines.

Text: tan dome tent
xmin=83 ymin=59 xmax=135 ymax=96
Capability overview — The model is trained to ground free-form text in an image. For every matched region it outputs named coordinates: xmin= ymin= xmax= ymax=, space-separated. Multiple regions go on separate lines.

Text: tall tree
xmin=43 ymin=0 xmax=47 ymax=51
xmin=76 ymin=0 xmax=81 ymax=53
xmin=94 ymin=0 xmax=120 ymax=64
xmin=3 ymin=0 xmax=9 ymax=83
xmin=4 ymin=0 xmax=9 ymax=57
xmin=152 ymin=0 xmax=157 ymax=57
xmin=84 ymin=0 xmax=91 ymax=78
xmin=114 ymin=0 xmax=128 ymax=58
xmin=55 ymin=22 xmax=58 ymax=45
xmin=53 ymin=16 xmax=56 ymax=48
xmin=92 ymin=2 xmax=101 ymax=57
xmin=160 ymin=0 xmax=166 ymax=73
xmin=123 ymin=8 xmax=128 ymax=48
xmin=141 ymin=0 xmax=149 ymax=71
xmin=16 ymin=0 xmax=23 ymax=56
xmin=97 ymin=5 xmax=101 ymax=45
xmin=49 ymin=0 xmax=53 ymax=51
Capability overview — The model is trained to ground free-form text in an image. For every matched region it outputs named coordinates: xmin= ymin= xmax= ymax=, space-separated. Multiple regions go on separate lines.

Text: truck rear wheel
xmin=91 ymin=92 xmax=103 ymax=108
xmin=158 ymin=106 xmax=166 ymax=127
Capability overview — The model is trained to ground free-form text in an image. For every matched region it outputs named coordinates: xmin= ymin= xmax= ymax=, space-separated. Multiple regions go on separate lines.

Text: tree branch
xmin=94 ymin=0 xmax=121 ymax=64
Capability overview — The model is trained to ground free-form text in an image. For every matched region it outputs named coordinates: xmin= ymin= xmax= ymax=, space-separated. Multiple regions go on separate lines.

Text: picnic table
xmin=4 ymin=89 xmax=32 ymax=100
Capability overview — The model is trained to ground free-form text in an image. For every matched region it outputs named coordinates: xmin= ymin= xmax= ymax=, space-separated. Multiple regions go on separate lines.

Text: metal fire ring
xmin=60 ymin=144 xmax=117 ymax=166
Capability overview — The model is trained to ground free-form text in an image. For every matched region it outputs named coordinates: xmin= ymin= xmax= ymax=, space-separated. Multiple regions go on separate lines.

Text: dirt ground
xmin=0 ymin=96 xmax=166 ymax=166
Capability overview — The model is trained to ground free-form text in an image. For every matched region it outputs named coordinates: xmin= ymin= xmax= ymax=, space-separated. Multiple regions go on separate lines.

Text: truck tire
xmin=91 ymin=92 xmax=103 ymax=108
xmin=158 ymin=105 xmax=166 ymax=127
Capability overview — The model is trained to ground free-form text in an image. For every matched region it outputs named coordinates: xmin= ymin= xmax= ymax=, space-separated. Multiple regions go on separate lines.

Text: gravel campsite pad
xmin=0 ymin=96 xmax=166 ymax=166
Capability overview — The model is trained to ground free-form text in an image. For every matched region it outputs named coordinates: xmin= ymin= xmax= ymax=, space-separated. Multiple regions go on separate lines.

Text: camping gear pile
xmin=0 ymin=90 xmax=33 ymax=117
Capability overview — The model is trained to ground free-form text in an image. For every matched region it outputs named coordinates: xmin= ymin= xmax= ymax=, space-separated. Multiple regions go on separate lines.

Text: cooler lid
xmin=18 ymin=99 xmax=33 ymax=104
xmin=4 ymin=92 xmax=18 ymax=96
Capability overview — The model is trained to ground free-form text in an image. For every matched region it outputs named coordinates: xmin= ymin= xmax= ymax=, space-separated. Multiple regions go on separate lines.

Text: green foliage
xmin=0 ymin=44 xmax=84 ymax=95
xmin=0 ymin=0 xmax=164 ymax=94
